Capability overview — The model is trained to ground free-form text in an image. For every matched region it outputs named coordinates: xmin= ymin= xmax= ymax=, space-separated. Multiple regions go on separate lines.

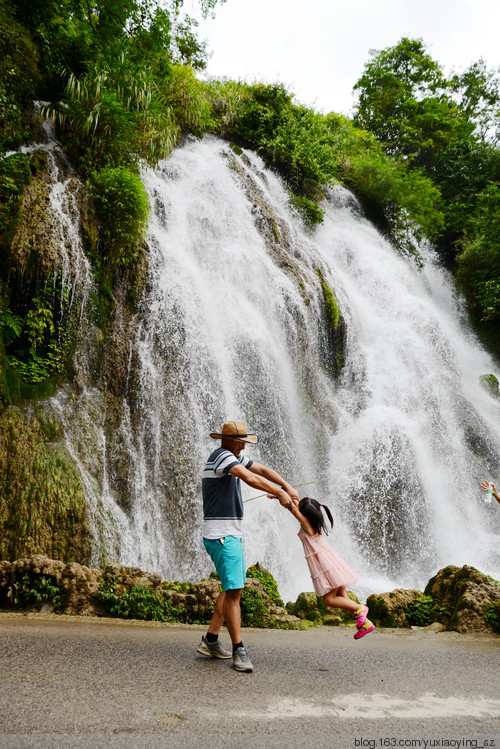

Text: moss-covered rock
xmin=287 ymin=588 xmax=360 ymax=626
xmin=424 ymin=565 xmax=500 ymax=633
xmin=367 ymin=588 xmax=425 ymax=628
xmin=316 ymin=267 xmax=347 ymax=377
xmin=0 ymin=406 xmax=92 ymax=563
xmin=0 ymin=556 xmax=303 ymax=628
xmin=480 ymin=374 xmax=499 ymax=398
xmin=368 ymin=566 xmax=500 ymax=633
xmin=246 ymin=562 xmax=284 ymax=606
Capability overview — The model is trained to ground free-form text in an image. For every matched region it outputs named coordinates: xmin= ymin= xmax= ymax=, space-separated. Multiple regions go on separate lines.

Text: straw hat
xmin=210 ymin=420 xmax=259 ymax=444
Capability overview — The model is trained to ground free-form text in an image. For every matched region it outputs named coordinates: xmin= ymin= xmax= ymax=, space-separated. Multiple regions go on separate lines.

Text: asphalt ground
xmin=0 ymin=613 xmax=499 ymax=749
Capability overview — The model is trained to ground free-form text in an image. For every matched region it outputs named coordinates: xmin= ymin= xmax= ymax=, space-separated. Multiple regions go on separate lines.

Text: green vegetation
xmin=0 ymin=407 xmax=92 ymax=562
xmin=316 ymin=269 xmax=340 ymax=330
xmin=484 ymin=603 xmax=500 ymax=632
xmin=91 ymin=166 xmax=150 ymax=269
xmin=208 ymin=79 xmax=443 ymax=246
xmin=98 ymin=575 xmax=181 ymax=622
xmin=246 ymin=563 xmax=284 ymax=607
xmin=1 ymin=6 xmax=499 ymax=381
xmin=9 ymin=573 xmax=61 ymax=608
xmin=240 ymin=585 xmax=269 ymax=627
xmin=406 ymin=594 xmax=450 ymax=627
xmin=353 ymin=36 xmax=500 ymax=352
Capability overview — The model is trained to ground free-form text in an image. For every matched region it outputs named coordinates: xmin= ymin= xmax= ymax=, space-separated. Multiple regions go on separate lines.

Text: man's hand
xmin=267 ymin=491 xmax=292 ymax=509
xmin=282 ymin=481 xmax=300 ymax=503
xmin=277 ymin=490 xmax=292 ymax=508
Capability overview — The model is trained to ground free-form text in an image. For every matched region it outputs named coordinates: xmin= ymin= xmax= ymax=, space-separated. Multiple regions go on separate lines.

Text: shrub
xmin=484 ymin=603 xmax=500 ymax=633
xmin=92 ymin=166 xmax=149 ymax=269
xmin=9 ymin=574 xmax=61 ymax=608
xmin=240 ymin=586 xmax=268 ymax=627
xmin=246 ymin=564 xmax=284 ymax=607
xmin=406 ymin=595 xmax=450 ymax=627
xmin=98 ymin=576 xmax=179 ymax=622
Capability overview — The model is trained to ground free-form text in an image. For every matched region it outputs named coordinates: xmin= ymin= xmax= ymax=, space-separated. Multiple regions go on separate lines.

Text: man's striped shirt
xmin=202 ymin=447 xmax=253 ymax=539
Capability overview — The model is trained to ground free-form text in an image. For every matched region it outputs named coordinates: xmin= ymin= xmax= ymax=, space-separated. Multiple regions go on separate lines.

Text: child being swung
xmin=278 ymin=495 xmax=375 ymax=639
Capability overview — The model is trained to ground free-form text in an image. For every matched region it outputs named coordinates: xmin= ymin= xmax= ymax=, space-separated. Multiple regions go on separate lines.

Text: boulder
xmin=424 ymin=565 xmax=500 ymax=633
xmin=368 ymin=566 xmax=500 ymax=633
xmin=479 ymin=374 xmax=499 ymax=398
xmin=288 ymin=589 xmax=360 ymax=626
xmin=367 ymin=588 xmax=424 ymax=628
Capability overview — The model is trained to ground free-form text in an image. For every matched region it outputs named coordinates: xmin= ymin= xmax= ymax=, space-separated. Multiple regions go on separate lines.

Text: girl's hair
xmin=299 ymin=497 xmax=334 ymax=535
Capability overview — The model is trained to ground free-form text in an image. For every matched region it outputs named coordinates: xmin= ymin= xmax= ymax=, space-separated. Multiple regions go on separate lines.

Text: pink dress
xmin=298 ymin=527 xmax=358 ymax=596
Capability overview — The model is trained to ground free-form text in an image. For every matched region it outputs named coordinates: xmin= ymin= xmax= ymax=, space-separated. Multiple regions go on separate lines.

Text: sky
xmin=186 ymin=0 xmax=500 ymax=116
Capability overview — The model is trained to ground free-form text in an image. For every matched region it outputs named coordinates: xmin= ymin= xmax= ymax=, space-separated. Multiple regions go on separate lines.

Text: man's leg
xmin=222 ymin=588 xmax=242 ymax=644
xmin=207 ymin=590 xmax=226 ymax=636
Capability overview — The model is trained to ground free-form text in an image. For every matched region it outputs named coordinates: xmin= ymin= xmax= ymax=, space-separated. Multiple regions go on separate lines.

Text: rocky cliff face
xmin=0 ymin=135 xmax=145 ymax=565
xmin=0 ymin=144 xmax=97 ymax=563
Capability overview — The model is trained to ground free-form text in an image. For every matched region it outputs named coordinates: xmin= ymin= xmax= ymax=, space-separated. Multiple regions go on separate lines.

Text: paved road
xmin=1 ymin=613 xmax=499 ymax=748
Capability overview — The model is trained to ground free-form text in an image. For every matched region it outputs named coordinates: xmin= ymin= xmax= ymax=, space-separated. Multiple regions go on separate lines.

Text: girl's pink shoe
xmin=356 ymin=605 xmax=369 ymax=629
xmin=354 ymin=623 xmax=375 ymax=640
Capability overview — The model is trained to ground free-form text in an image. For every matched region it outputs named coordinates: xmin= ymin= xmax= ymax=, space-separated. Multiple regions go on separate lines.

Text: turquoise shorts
xmin=203 ymin=535 xmax=246 ymax=591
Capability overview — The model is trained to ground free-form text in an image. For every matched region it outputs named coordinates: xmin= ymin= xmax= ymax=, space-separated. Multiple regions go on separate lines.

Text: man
xmin=197 ymin=420 xmax=299 ymax=672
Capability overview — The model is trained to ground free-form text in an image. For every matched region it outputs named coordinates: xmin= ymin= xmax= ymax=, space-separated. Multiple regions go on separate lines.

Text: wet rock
xmin=424 ymin=565 xmax=500 ymax=634
xmin=367 ymin=588 xmax=425 ymax=628
xmin=480 ymin=374 xmax=499 ymax=398
xmin=368 ymin=566 xmax=500 ymax=633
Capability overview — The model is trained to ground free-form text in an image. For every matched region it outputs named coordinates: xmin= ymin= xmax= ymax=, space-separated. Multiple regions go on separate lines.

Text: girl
xmin=283 ymin=496 xmax=374 ymax=639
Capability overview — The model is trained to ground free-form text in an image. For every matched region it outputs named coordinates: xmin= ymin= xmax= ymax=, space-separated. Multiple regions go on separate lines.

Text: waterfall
xmin=51 ymin=135 xmax=500 ymax=602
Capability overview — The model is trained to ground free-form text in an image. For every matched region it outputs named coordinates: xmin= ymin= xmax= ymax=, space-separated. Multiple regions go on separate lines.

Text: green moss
xmin=229 ymin=142 xmax=243 ymax=155
xmin=0 ymin=407 xmax=92 ymax=563
xmin=316 ymin=268 xmax=340 ymax=329
xmin=0 ymin=153 xmax=31 ymax=240
xmin=240 ymin=586 xmax=269 ymax=627
xmin=480 ymin=374 xmax=499 ymax=397
xmin=246 ymin=564 xmax=284 ymax=606
xmin=271 ymin=219 xmax=280 ymax=242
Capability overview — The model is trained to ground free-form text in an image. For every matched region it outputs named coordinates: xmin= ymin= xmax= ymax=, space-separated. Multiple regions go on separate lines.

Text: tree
xmin=449 ymin=59 xmax=500 ymax=145
xmin=353 ymin=37 xmax=474 ymax=165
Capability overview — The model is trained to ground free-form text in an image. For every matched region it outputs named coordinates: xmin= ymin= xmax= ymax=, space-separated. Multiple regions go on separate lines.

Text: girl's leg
xmin=323 ymin=587 xmax=372 ymax=629
xmin=322 ymin=586 xmax=360 ymax=612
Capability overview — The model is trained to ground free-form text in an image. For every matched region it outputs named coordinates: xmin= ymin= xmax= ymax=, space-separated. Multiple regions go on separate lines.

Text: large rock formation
xmin=424 ymin=565 xmax=500 ymax=633
xmin=367 ymin=565 xmax=500 ymax=634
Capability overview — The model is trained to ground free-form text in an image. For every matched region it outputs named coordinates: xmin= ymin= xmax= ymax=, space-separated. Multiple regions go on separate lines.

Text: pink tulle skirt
xmin=298 ymin=528 xmax=358 ymax=596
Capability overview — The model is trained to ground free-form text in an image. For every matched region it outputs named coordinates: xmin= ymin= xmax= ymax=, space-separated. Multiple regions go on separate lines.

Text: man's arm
xmin=229 ymin=463 xmax=292 ymax=507
xmin=247 ymin=461 xmax=300 ymax=502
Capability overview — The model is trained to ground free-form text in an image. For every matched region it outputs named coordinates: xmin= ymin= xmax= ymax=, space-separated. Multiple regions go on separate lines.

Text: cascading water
xmin=315 ymin=191 xmax=500 ymax=598
xmin=50 ymin=134 xmax=500 ymax=603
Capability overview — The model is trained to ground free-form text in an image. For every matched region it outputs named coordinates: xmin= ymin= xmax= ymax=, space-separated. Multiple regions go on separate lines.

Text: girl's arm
xmin=267 ymin=493 xmax=316 ymax=536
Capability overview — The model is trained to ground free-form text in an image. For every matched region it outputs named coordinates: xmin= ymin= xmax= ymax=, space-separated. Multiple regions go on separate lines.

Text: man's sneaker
xmin=232 ymin=645 xmax=253 ymax=672
xmin=197 ymin=635 xmax=232 ymax=659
